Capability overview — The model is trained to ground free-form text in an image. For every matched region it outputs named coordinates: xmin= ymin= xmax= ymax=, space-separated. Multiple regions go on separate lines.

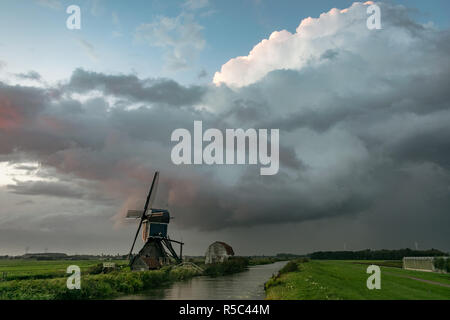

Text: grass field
xmin=0 ymin=262 xmax=199 ymax=300
xmin=6 ymin=258 xmax=446 ymax=300
xmin=265 ymin=260 xmax=450 ymax=300
xmin=0 ymin=257 xmax=264 ymax=299
xmin=0 ymin=259 xmax=128 ymax=281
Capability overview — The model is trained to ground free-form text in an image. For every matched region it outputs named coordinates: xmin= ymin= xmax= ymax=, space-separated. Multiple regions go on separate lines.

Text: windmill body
xmin=127 ymin=172 xmax=183 ymax=270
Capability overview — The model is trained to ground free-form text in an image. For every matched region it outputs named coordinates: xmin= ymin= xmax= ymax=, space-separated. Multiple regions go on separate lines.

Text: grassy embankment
xmin=0 ymin=256 xmax=278 ymax=299
xmin=265 ymin=259 xmax=450 ymax=300
xmin=0 ymin=263 xmax=199 ymax=300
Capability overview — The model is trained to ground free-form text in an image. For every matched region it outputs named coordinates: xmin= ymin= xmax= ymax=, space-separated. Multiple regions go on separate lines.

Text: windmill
xmin=127 ymin=172 xmax=184 ymax=270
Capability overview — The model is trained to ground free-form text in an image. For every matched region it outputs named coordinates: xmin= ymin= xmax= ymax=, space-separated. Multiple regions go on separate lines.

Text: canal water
xmin=119 ymin=261 xmax=287 ymax=300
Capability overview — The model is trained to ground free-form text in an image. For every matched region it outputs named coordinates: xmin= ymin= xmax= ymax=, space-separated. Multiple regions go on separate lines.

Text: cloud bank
xmin=1 ymin=2 xmax=449 ymax=253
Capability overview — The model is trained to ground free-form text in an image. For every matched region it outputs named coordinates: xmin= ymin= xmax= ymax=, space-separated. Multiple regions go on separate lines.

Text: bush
xmin=87 ymin=263 xmax=104 ymax=275
xmin=278 ymin=261 xmax=298 ymax=275
xmin=204 ymin=257 xmax=249 ymax=277
xmin=264 ymin=259 xmax=308 ymax=291
xmin=434 ymin=258 xmax=446 ymax=271
xmin=170 ymin=267 xmax=198 ymax=281
xmin=248 ymin=257 xmax=280 ymax=265
xmin=264 ymin=276 xmax=282 ymax=290
xmin=0 ymin=265 xmax=200 ymax=300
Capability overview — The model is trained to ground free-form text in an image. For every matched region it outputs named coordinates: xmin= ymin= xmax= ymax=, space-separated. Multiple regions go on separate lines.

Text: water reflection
xmin=119 ymin=261 xmax=287 ymax=300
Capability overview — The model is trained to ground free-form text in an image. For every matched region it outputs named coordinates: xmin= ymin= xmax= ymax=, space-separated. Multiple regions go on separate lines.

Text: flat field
xmin=0 ymin=259 xmax=127 ymax=280
xmin=265 ymin=260 xmax=450 ymax=300
xmin=0 ymin=260 xmax=198 ymax=300
xmin=0 ymin=257 xmax=254 ymax=299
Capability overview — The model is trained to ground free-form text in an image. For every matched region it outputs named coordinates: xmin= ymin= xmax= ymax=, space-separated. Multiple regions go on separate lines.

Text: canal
xmin=119 ymin=261 xmax=287 ymax=300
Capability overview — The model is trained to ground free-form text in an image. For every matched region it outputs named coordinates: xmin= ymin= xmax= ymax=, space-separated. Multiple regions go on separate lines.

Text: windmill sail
xmin=128 ymin=171 xmax=160 ymax=260
xmin=126 ymin=210 xmax=143 ymax=218
xmin=141 ymin=221 xmax=149 ymax=243
xmin=148 ymin=172 xmax=159 ymax=208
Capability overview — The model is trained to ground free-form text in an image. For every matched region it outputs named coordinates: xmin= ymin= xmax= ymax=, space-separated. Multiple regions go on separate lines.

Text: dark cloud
xmin=197 ymin=69 xmax=208 ymax=79
xmin=12 ymin=164 xmax=39 ymax=171
xmin=65 ymin=69 xmax=206 ymax=107
xmin=0 ymin=2 xmax=449 ymax=254
xmin=15 ymin=71 xmax=42 ymax=81
xmin=320 ymin=49 xmax=338 ymax=60
xmin=7 ymin=181 xmax=84 ymax=199
xmin=15 ymin=199 xmax=34 ymax=205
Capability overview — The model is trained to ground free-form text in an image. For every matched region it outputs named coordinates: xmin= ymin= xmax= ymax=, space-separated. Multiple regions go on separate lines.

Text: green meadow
xmin=0 ymin=259 xmax=127 ymax=281
xmin=0 ymin=257 xmax=255 ymax=299
xmin=265 ymin=260 xmax=450 ymax=300
xmin=3 ymin=258 xmax=448 ymax=300
xmin=0 ymin=262 xmax=199 ymax=300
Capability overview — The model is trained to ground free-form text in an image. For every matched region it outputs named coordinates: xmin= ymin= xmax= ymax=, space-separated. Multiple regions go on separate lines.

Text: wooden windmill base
xmin=130 ymin=237 xmax=178 ymax=270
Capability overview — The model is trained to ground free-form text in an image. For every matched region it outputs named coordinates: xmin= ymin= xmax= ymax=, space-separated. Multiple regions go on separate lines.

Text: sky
xmin=0 ymin=0 xmax=449 ymax=256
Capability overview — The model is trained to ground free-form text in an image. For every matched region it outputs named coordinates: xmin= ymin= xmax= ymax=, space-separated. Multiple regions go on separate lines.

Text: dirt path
xmin=384 ymin=271 xmax=450 ymax=288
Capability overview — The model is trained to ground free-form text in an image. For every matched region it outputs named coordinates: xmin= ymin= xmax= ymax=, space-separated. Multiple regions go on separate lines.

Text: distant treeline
xmin=275 ymin=253 xmax=305 ymax=259
xmin=0 ymin=254 xmax=128 ymax=260
xmin=308 ymin=248 xmax=448 ymax=260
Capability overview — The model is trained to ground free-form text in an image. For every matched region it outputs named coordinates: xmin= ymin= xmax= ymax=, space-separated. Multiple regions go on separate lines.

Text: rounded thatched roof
xmin=208 ymin=241 xmax=234 ymax=256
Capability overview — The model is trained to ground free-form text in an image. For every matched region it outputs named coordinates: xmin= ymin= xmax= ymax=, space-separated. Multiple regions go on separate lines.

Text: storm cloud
xmin=0 ymin=2 xmax=449 ymax=254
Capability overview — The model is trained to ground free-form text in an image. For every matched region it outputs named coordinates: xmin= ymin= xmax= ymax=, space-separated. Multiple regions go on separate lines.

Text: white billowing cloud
xmin=136 ymin=13 xmax=205 ymax=70
xmin=213 ymin=1 xmax=431 ymax=87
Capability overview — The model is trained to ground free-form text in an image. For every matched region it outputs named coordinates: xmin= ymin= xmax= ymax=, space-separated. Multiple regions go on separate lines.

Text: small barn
xmin=205 ymin=241 xmax=234 ymax=264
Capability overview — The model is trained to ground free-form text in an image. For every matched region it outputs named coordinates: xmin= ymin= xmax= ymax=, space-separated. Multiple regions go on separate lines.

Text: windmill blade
xmin=148 ymin=171 xmax=159 ymax=209
xmin=127 ymin=171 xmax=160 ymax=261
xmin=126 ymin=210 xmax=143 ymax=218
